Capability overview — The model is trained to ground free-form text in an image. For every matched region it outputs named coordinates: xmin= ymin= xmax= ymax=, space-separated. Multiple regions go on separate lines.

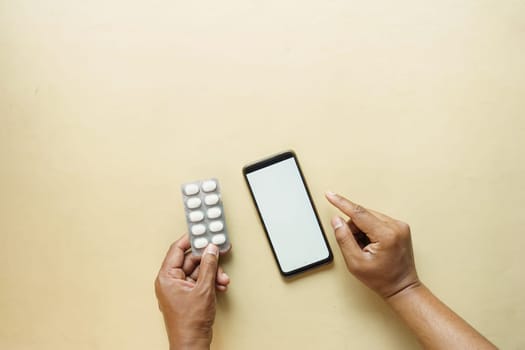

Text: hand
xmin=326 ymin=192 xmax=497 ymax=349
xmin=325 ymin=192 xmax=420 ymax=299
xmin=155 ymin=234 xmax=230 ymax=350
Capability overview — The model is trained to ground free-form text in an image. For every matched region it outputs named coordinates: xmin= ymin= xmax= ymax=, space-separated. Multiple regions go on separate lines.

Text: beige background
xmin=1 ymin=0 xmax=524 ymax=349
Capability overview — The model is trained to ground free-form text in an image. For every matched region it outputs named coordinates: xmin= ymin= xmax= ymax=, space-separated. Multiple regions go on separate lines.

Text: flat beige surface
xmin=1 ymin=0 xmax=524 ymax=349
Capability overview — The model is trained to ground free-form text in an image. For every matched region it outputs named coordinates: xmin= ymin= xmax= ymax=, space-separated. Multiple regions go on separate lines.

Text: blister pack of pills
xmin=181 ymin=178 xmax=231 ymax=256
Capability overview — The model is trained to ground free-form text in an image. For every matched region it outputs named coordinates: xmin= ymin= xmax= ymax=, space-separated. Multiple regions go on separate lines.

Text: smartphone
xmin=243 ymin=151 xmax=333 ymax=277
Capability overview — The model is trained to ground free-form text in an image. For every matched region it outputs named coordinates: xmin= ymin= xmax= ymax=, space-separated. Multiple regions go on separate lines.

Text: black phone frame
xmin=243 ymin=150 xmax=333 ymax=277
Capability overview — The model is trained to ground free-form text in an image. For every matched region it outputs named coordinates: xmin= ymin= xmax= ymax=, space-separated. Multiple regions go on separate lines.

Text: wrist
xmin=385 ymin=280 xmax=426 ymax=307
xmin=166 ymin=324 xmax=212 ymax=350
xmin=169 ymin=336 xmax=211 ymax=350
xmin=378 ymin=270 xmax=422 ymax=300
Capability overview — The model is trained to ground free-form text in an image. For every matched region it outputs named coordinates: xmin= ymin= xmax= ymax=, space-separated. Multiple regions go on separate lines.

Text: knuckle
xmin=351 ymin=204 xmax=370 ymax=221
xmin=156 ymin=273 xmax=168 ymax=284
xmin=397 ymin=221 xmax=410 ymax=233
xmin=154 ymin=275 xmax=165 ymax=295
xmin=383 ymin=225 xmax=410 ymax=247
xmin=169 ymin=241 xmax=179 ymax=251
xmin=353 ymin=204 xmax=365 ymax=214
xmin=385 ymin=226 xmax=396 ymax=237
xmin=382 ymin=228 xmax=398 ymax=244
xmin=396 ymin=222 xmax=411 ymax=240
xmin=347 ymin=203 xmax=365 ymax=217
xmin=154 ymin=276 xmax=160 ymax=290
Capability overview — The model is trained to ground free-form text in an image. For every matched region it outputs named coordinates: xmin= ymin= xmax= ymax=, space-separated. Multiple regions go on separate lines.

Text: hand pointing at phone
xmin=325 ymin=191 xmax=420 ymax=298
xmin=325 ymin=192 xmax=497 ymax=350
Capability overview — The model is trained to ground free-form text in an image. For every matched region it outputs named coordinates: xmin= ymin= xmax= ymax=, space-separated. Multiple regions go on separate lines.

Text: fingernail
xmin=331 ymin=216 xmax=345 ymax=230
xmin=205 ymin=244 xmax=219 ymax=256
xmin=326 ymin=191 xmax=337 ymax=198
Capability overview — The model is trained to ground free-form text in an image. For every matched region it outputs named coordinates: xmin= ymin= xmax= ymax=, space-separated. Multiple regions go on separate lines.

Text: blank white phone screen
xmin=246 ymin=157 xmax=330 ymax=273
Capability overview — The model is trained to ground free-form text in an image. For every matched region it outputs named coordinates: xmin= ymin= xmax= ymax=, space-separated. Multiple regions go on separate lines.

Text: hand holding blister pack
xmin=181 ymin=178 xmax=231 ymax=256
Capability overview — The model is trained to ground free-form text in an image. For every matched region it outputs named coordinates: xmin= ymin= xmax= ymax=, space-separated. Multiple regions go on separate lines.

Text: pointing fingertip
xmin=325 ymin=191 xmax=337 ymax=199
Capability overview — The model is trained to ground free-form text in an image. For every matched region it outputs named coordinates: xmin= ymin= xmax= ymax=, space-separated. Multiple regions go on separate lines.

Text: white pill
xmin=204 ymin=194 xmax=219 ymax=206
xmin=202 ymin=180 xmax=217 ymax=192
xmin=184 ymin=183 xmax=199 ymax=196
xmin=193 ymin=237 xmax=208 ymax=249
xmin=207 ymin=207 xmax=222 ymax=219
xmin=186 ymin=197 xmax=201 ymax=209
xmin=211 ymin=233 xmax=226 ymax=245
xmin=209 ymin=220 xmax=224 ymax=233
xmin=191 ymin=224 xmax=206 ymax=235
xmin=189 ymin=210 xmax=204 ymax=222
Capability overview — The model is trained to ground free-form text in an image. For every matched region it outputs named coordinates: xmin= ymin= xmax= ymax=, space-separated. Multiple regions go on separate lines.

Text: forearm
xmin=386 ymin=283 xmax=496 ymax=350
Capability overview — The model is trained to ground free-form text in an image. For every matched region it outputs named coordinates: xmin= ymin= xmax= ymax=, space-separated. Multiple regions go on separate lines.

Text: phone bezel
xmin=243 ymin=150 xmax=333 ymax=277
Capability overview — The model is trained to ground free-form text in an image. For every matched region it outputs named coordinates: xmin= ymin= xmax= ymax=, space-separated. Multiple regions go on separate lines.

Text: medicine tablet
xmin=193 ymin=237 xmax=208 ymax=249
xmin=186 ymin=197 xmax=202 ymax=209
xmin=207 ymin=207 xmax=221 ymax=219
xmin=191 ymin=224 xmax=206 ymax=235
xmin=184 ymin=183 xmax=199 ymax=196
xmin=204 ymin=194 xmax=219 ymax=206
xmin=202 ymin=180 xmax=217 ymax=192
xmin=211 ymin=233 xmax=226 ymax=245
xmin=209 ymin=220 xmax=224 ymax=233
xmin=189 ymin=210 xmax=204 ymax=222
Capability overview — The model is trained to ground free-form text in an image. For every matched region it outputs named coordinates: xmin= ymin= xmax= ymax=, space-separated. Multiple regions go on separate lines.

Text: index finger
xmin=161 ymin=234 xmax=191 ymax=270
xmin=325 ymin=192 xmax=384 ymax=240
xmin=368 ymin=208 xmax=395 ymax=223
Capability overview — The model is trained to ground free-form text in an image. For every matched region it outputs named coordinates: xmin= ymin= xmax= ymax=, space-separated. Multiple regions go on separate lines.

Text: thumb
xmin=331 ymin=216 xmax=361 ymax=268
xmin=196 ymin=244 xmax=220 ymax=290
